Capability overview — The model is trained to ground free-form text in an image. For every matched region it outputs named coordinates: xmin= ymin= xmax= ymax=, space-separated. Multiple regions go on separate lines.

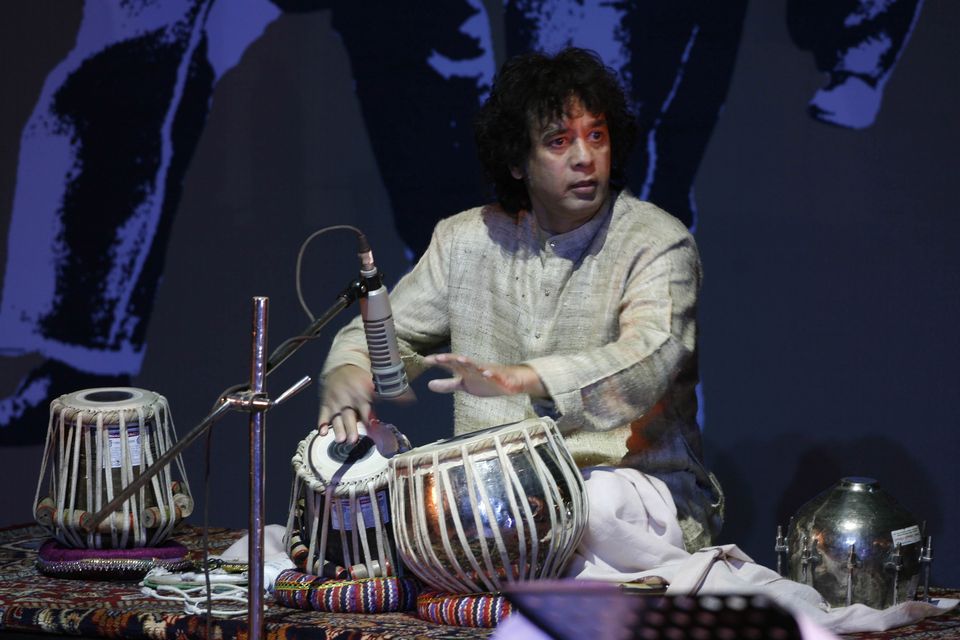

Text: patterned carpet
xmin=0 ymin=523 xmax=492 ymax=640
xmin=839 ymin=591 xmax=960 ymax=640
xmin=0 ymin=523 xmax=956 ymax=640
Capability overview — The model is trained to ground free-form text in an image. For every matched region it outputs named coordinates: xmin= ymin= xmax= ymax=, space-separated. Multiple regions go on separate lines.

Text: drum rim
xmin=54 ymin=386 xmax=161 ymax=411
xmin=293 ymin=421 xmax=408 ymax=493
xmin=388 ymin=417 xmax=557 ymax=467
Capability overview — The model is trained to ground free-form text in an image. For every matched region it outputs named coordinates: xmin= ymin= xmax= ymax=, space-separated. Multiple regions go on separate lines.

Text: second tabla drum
xmin=388 ymin=417 xmax=588 ymax=593
xmin=286 ymin=420 xmax=410 ymax=579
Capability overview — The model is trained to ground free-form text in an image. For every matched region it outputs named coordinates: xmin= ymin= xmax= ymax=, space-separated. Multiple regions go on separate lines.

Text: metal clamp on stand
xmin=224 ymin=383 xmax=312 ymax=414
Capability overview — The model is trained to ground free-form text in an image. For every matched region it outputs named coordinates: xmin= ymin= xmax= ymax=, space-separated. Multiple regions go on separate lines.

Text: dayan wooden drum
xmin=33 ymin=387 xmax=193 ymax=549
xmin=388 ymin=417 xmax=588 ymax=594
xmin=286 ymin=420 xmax=410 ymax=580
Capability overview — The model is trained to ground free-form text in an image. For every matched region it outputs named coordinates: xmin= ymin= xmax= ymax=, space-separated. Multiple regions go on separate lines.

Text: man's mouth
xmin=570 ymin=180 xmax=597 ymax=195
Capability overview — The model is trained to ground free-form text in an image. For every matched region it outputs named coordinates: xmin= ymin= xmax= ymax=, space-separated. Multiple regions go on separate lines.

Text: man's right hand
xmin=318 ymin=364 xmax=374 ymax=444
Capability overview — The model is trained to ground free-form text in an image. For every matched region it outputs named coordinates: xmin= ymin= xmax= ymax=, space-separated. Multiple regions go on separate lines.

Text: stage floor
xmin=0 ymin=523 xmax=955 ymax=640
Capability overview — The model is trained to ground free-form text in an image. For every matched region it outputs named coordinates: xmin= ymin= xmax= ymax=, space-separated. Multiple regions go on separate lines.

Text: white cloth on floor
xmin=566 ymin=467 xmax=956 ymax=635
xmin=220 ymin=523 xmax=287 ymax=561
xmin=220 ymin=524 xmax=295 ymax=591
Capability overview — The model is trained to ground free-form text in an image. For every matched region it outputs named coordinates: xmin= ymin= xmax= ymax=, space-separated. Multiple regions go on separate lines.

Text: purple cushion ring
xmin=37 ymin=538 xmax=192 ymax=581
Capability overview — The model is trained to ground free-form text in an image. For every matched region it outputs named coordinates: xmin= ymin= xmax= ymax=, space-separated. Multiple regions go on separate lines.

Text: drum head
xmin=395 ymin=417 xmax=552 ymax=464
xmin=60 ymin=387 xmax=159 ymax=411
xmin=305 ymin=420 xmax=407 ymax=490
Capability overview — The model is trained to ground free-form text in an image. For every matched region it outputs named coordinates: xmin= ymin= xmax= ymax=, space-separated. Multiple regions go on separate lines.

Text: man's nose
xmin=570 ymin=136 xmax=594 ymax=167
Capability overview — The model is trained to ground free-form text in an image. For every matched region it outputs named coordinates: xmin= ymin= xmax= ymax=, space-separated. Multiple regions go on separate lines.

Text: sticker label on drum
xmin=109 ymin=429 xmax=142 ymax=468
xmin=331 ymin=491 xmax=390 ymax=530
xmin=891 ymin=525 xmax=921 ymax=547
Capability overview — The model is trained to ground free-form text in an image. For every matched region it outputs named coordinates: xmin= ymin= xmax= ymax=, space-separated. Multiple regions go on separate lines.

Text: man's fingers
xmin=330 ymin=414 xmax=346 ymax=443
xmin=341 ymin=407 xmax=360 ymax=443
xmin=357 ymin=400 xmax=372 ymax=423
xmin=428 ymin=376 xmax=463 ymax=394
xmin=320 ymin=397 xmax=371 ymax=442
xmin=423 ymin=354 xmax=450 ymax=372
xmin=325 ymin=406 xmax=360 ymax=444
xmin=425 ymin=353 xmax=477 ymax=371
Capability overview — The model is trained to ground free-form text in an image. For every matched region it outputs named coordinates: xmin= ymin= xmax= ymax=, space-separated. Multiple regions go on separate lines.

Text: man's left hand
xmin=423 ymin=353 xmax=547 ymax=399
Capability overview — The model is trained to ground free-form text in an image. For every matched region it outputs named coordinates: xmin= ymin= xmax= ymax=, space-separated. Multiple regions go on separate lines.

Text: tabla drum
xmin=33 ymin=387 xmax=193 ymax=549
xmin=286 ymin=420 xmax=410 ymax=580
xmin=388 ymin=417 xmax=588 ymax=594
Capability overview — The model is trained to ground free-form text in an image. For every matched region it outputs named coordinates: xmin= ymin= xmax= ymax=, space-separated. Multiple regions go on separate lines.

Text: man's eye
xmin=548 ymin=137 xmax=567 ymax=148
xmin=589 ymin=130 xmax=606 ymax=142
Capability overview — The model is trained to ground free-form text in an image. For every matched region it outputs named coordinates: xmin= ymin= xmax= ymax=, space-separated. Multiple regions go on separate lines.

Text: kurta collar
xmin=522 ymin=192 xmax=617 ymax=259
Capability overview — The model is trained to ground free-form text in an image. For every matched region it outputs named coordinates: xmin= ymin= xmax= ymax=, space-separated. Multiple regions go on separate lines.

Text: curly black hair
xmin=474 ymin=47 xmax=637 ymax=214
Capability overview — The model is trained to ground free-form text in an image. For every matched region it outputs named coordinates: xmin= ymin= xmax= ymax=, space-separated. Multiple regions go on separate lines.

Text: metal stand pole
xmin=86 ymin=280 xmax=363 ymax=532
xmin=248 ymin=297 xmax=268 ymax=640
xmin=80 ymin=280 xmax=364 ymax=635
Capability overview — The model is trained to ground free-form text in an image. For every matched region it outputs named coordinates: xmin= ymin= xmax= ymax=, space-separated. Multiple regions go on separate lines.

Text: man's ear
xmin=510 ymin=166 xmax=524 ymax=180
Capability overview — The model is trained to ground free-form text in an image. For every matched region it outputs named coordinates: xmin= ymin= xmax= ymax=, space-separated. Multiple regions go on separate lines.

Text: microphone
xmin=357 ymin=235 xmax=409 ymax=398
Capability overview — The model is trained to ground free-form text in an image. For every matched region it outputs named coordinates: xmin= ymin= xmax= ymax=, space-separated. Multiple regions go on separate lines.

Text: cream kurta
xmin=323 ymin=190 xmax=722 ymax=547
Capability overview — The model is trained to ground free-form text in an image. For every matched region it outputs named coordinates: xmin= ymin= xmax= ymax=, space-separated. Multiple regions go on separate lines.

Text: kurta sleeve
xmin=321 ymin=218 xmax=454 ymax=380
xmin=523 ymin=229 xmax=701 ymax=432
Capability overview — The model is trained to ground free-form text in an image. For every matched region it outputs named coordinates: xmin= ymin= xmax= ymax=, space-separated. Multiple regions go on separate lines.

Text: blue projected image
xmin=0 ymin=0 xmax=925 ymax=444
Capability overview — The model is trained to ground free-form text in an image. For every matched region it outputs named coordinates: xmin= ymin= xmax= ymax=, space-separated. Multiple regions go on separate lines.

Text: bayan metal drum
xmin=286 ymin=420 xmax=410 ymax=580
xmin=776 ymin=477 xmax=929 ymax=609
xmin=388 ymin=417 xmax=588 ymax=594
xmin=33 ymin=387 xmax=193 ymax=549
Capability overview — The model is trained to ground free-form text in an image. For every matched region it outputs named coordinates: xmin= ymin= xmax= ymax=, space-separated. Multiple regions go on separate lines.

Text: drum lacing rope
xmin=288 ymin=433 xmax=398 ymax=579
xmin=541 ymin=419 xmax=588 ymax=571
xmin=367 ymin=480 xmax=394 ymax=581
xmin=33 ymin=405 xmax=57 ymax=540
xmin=462 ymin=442 xmax=505 ymax=592
xmin=293 ymin=481 xmax=396 ymax=578
xmin=390 ymin=418 xmax=587 ymax=594
xmin=150 ymin=397 xmax=192 ymax=545
xmin=399 ymin=429 xmax=529 ymax=593
xmin=35 ymin=394 xmax=192 ymax=550
xmin=409 ymin=458 xmax=463 ymax=591
xmin=494 ymin=432 xmax=536 ymax=579
xmin=524 ymin=427 xmax=562 ymax=577
xmin=116 ymin=408 xmax=139 ymax=548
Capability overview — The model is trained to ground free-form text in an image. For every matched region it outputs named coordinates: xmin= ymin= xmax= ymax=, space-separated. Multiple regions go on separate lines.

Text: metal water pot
xmin=775 ymin=477 xmax=931 ymax=609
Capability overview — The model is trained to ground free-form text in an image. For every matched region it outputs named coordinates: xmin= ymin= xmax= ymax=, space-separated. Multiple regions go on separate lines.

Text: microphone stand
xmin=85 ymin=278 xmax=365 ymax=640
xmin=248 ymin=297 xmax=268 ymax=640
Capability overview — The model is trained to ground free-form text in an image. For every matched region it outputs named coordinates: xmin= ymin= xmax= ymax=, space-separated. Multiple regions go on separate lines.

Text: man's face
xmin=513 ymin=97 xmax=612 ymax=233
